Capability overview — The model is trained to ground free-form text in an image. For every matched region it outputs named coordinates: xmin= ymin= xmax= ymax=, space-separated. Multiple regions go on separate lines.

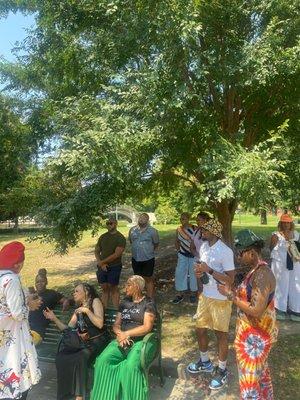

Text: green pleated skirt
xmin=90 ymin=339 xmax=148 ymax=400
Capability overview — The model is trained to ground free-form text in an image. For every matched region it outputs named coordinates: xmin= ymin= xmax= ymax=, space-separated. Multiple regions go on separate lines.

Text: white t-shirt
xmin=199 ymin=240 xmax=235 ymax=300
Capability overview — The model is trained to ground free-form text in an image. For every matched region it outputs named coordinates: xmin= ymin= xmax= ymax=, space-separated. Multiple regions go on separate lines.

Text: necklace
xmin=133 ymin=295 xmax=145 ymax=303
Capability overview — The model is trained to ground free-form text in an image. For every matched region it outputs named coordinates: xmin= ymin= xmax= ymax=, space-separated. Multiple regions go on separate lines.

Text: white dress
xmin=271 ymin=231 xmax=300 ymax=313
xmin=0 ymin=270 xmax=41 ymax=399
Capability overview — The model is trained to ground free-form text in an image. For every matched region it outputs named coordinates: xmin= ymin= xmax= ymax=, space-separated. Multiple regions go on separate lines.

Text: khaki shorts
xmin=195 ymin=294 xmax=232 ymax=332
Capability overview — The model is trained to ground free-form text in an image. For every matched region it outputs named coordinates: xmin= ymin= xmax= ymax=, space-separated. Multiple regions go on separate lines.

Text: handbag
xmin=58 ymin=328 xmax=85 ymax=353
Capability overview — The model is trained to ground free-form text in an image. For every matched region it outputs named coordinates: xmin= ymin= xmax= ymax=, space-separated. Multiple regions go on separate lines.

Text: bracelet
xmin=127 ymin=335 xmax=131 ymax=340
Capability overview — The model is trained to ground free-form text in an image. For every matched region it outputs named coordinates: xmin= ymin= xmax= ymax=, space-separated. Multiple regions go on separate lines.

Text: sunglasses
xmin=106 ymin=221 xmax=114 ymax=226
xmin=237 ymin=249 xmax=250 ymax=257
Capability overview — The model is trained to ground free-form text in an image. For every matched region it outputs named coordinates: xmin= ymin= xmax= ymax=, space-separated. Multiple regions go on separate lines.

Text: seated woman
xmin=90 ymin=275 xmax=156 ymax=400
xmin=29 ymin=268 xmax=71 ymax=345
xmin=44 ymin=283 xmax=110 ymax=400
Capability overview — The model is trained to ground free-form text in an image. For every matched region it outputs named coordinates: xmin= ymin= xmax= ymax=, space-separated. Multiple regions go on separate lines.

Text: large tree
xmin=1 ymin=0 xmax=299 ymax=248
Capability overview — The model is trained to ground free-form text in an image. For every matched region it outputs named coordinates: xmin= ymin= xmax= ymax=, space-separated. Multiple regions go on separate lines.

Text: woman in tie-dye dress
xmin=218 ymin=230 xmax=278 ymax=400
xmin=0 ymin=242 xmax=41 ymax=400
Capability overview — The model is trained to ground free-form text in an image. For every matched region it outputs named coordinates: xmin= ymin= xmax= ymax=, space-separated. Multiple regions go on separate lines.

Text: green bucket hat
xmin=234 ymin=229 xmax=264 ymax=250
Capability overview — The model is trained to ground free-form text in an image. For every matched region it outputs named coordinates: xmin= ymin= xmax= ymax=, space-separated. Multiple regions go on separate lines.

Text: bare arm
xmin=152 ymin=229 xmax=159 ymax=250
xmin=95 ymin=241 xmax=102 ymax=265
xmin=100 ymin=246 xmax=125 ymax=265
xmin=190 ymin=241 xmax=197 ymax=257
xmin=211 ymin=269 xmax=235 ymax=286
xmin=75 ymin=298 xmax=104 ymax=330
xmin=219 ymin=267 xmax=274 ymax=318
xmin=123 ymin=312 xmax=155 ymax=338
xmin=43 ymin=308 xmax=69 ymax=331
xmin=113 ymin=312 xmax=122 ymax=335
xmin=175 ymin=230 xmax=180 ymax=251
xmin=270 ymin=234 xmax=278 ymax=251
xmin=195 ymin=262 xmax=235 ymax=285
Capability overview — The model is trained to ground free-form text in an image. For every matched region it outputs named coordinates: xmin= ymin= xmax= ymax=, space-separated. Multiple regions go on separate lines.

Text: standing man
xmin=187 ymin=219 xmax=235 ymax=391
xmin=95 ymin=216 xmax=126 ymax=308
xmin=129 ymin=213 xmax=159 ymax=298
xmin=190 ymin=211 xmax=211 ymax=262
xmin=190 ymin=211 xmax=211 ymax=296
xmin=171 ymin=212 xmax=197 ymax=304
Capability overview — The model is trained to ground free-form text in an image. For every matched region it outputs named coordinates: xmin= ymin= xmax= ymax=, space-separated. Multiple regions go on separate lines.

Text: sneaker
xmin=171 ymin=295 xmax=184 ymax=304
xmin=189 ymin=295 xmax=197 ymax=304
xmin=209 ymin=367 xmax=228 ymax=390
xmin=187 ymin=359 xmax=214 ymax=374
xmin=276 ymin=311 xmax=287 ymax=321
xmin=290 ymin=314 xmax=300 ymax=322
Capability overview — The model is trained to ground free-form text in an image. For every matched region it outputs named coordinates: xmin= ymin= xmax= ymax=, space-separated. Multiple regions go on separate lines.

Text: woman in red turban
xmin=0 ymin=241 xmax=41 ymax=399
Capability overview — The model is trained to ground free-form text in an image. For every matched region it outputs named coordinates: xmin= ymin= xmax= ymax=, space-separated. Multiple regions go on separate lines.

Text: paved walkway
xmin=27 ymin=361 xmax=178 ymax=400
xmin=27 ymin=361 xmax=236 ymax=400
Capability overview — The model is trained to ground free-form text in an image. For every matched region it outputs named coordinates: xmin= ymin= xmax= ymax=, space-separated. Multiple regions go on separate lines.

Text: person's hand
xmin=43 ymin=307 xmax=56 ymax=321
xmin=98 ymin=261 xmax=108 ymax=271
xmin=217 ymin=283 xmax=232 ymax=297
xmin=118 ymin=338 xmax=132 ymax=348
xmin=116 ymin=331 xmax=132 ymax=348
xmin=27 ymin=294 xmax=42 ymax=311
xmin=194 ymin=262 xmax=209 ymax=278
xmin=75 ymin=306 xmax=89 ymax=314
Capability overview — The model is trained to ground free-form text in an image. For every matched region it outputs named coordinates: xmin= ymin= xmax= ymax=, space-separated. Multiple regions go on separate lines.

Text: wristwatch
xmin=208 ymin=268 xmax=214 ymax=275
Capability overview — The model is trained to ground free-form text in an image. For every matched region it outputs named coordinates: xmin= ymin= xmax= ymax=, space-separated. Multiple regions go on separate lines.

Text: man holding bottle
xmin=187 ymin=219 xmax=235 ymax=391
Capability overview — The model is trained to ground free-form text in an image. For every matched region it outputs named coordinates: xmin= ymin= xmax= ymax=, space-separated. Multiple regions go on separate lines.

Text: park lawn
xmin=269 ymin=334 xmax=300 ymax=399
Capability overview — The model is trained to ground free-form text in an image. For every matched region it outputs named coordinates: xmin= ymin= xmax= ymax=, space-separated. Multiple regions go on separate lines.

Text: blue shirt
xmin=129 ymin=225 xmax=159 ymax=262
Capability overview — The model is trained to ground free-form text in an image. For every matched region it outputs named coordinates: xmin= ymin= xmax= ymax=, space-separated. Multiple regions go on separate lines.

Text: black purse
xmin=58 ymin=328 xmax=85 ymax=353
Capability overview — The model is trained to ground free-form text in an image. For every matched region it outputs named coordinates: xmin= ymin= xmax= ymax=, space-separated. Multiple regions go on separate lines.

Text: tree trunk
xmin=260 ymin=209 xmax=267 ymax=225
xmin=13 ymin=216 xmax=19 ymax=231
xmin=214 ymin=199 xmax=237 ymax=247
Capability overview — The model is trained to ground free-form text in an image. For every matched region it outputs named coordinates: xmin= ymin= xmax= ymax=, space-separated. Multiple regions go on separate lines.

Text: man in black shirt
xmin=29 ymin=269 xmax=70 ymax=344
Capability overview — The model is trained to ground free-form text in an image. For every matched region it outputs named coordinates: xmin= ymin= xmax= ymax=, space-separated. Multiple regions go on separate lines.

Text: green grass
xmin=270 ymin=334 xmax=300 ymax=399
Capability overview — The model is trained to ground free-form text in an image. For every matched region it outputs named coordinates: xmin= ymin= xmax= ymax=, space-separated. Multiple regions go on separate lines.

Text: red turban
xmin=0 ymin=241 xmax=25 ymax=272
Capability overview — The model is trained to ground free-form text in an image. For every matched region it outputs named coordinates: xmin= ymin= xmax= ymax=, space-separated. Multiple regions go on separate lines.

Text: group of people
xmin=94 ymin=213 xmax=159 ymax=307
xmin=171 ymin=211 xmax=299 ymax=398
xmin=0 ymin=211 xmax=299 ymax=400
xmin=0 ymin=240 xmax=156 ymax=400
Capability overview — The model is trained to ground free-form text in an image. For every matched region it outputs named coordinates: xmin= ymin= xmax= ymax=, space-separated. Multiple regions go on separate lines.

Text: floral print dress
xmin=0 ymin=270 xmax=41 ymax=399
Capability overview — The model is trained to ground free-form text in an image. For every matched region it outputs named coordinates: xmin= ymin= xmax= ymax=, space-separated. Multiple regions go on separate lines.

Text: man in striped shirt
xmin=171 ymin=212 xmax=198 ymax=304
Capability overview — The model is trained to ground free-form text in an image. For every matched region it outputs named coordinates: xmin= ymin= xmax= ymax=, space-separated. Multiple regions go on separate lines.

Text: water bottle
xmin=200 ymin=272 xmax=209 ymax=285
xmin=77 ymin=312 xmax=88 ymax=334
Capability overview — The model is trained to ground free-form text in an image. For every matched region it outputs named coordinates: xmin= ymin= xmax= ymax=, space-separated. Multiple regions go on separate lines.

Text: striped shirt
xmin=177 ymin=225 xmax=196 ymax=258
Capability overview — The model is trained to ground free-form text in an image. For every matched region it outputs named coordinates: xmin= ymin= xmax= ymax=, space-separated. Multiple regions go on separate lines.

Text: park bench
xmin=36 ymin=306 xmax=165 ymax=387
